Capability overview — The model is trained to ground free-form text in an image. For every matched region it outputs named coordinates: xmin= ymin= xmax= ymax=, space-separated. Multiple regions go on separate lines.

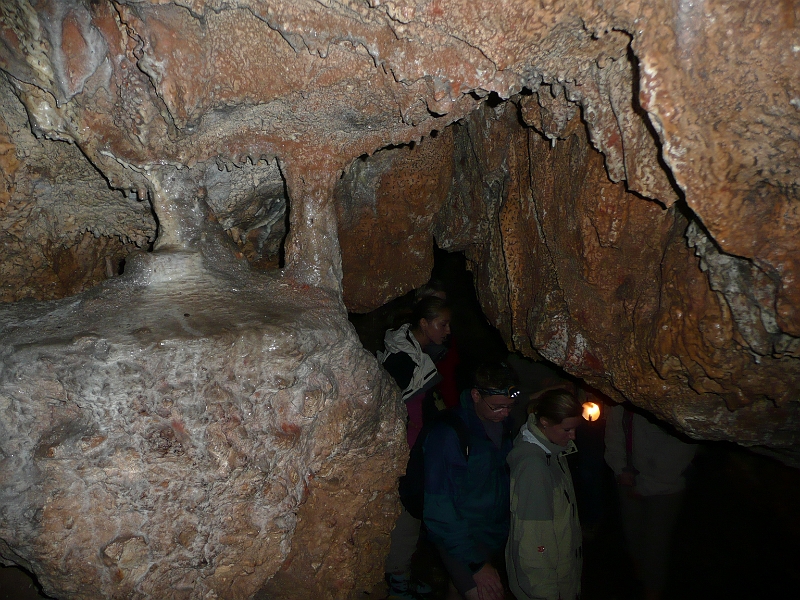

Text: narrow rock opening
xmin=0 ymin=564 xmax=52 ymax=599
xmin=351 ymin=247 xmax=800 ymax=600
xmin=205 ymin=158 xmax=290 ymax=271
xmin=349 ymin=247 xmax=508 ymax=367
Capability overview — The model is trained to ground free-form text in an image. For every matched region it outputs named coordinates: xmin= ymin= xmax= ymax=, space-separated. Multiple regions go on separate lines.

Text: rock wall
xmin=440 ymin=103 xmax=799 ymax=448
xmin=336 ymin=99 xmax=799 ymax=449
xmin=0 ymin=75 xmax=155 ymax=302
xmin=0 ymin=165 xmax=407 ymax=599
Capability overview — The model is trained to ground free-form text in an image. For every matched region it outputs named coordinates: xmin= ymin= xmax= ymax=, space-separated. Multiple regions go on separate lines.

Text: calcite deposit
xmin=0 ymin=165 xmax=406 ymax=599
xmin=1 ymin=0 xmax=799 ymax=597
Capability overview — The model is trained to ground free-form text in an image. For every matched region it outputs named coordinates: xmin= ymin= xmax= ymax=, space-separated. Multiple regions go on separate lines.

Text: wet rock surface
xmin=0 ymin=157 xmax=406 ymax=598
xmin=0 ymin=76 xmax=155 ymax=302
xmin=343 ymin=101 xmax=799 ymax=451
xmin=0 ymin=253 xmax=405 ymax=599
xmin=448 ymin=104 xmax=800 ymax=448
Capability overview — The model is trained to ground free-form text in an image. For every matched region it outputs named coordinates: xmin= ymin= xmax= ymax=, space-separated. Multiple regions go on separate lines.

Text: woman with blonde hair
xmin=380 ymin=295 xmax=451 ymax=599
xmin=506 ymin=388 xmax=583 ymax=600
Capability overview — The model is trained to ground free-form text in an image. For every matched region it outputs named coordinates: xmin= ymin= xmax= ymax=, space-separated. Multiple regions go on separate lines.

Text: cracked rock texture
xmin=0 ymin=168 xmax=406 ymax=599
xmin=1 ymin=0 xmax=799 ymax=597
xmin=436 ymin=104 xmax=799 ymax=449
xmin=0 ymin=267 xmax=404 ymax=599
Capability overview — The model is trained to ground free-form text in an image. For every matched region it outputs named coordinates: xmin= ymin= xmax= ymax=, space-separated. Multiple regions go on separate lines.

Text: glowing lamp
xmin=582 ymin=401 xmax=600 ymax=422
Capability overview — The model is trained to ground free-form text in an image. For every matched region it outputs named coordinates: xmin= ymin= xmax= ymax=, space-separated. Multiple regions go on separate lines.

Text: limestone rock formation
xmin=0 ymin=266 xmax=404 ymax=599
xmin=0 ymin=76 xmax=155 ymax=302
xmin=0 ymin=165 xmax=406 ymax=599
xmin=1 ymin=0 xmax=799 ymax=597
xmin=437 ymin=104 xmax=800 ymax=448
xmin=339 ymin=99 xmax=799 ymax=450
xmin=336 ymin=128 xmax=455 ymax=311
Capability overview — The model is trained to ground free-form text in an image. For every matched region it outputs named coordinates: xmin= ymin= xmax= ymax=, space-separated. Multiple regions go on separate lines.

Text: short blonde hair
xmin=531 ymin=388 xmax=581 ymax=424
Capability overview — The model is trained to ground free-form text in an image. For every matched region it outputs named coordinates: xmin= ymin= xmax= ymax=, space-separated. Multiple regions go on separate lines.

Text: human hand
xmin=472 ymin=563 xmax=504 ymax=600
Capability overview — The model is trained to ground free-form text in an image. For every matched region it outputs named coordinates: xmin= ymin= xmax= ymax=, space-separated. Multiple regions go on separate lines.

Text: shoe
xmin=385 ymin=572 xmax=433 ymax=599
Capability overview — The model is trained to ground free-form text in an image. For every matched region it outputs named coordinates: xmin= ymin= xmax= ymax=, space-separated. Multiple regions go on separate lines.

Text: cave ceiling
xmin=1 ymin=2 xmax=799 ymax=447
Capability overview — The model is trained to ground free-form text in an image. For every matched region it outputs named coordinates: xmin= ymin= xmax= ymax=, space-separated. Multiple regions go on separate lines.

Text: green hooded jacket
xmin=506 ymin=414 xmax=581 ymax=600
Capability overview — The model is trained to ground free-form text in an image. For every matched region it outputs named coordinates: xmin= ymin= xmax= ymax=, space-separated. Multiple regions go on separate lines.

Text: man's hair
xmin=472 ymin=360 xmax=517 ymax=392
xmin=531 ymin=388 xmax=582 ymax=424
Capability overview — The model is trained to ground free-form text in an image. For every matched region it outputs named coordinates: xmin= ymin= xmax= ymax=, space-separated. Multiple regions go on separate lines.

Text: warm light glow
xmin=582 ymin=401 xmax=600 ymax=422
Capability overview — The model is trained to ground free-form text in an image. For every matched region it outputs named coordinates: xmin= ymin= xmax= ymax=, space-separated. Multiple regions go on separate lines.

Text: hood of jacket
xmin=508 ymin=414 xmax=576 ymax=469
xmin=379 ymin=323 xmax=439 ymax=400
xmin=380 ymin=323 xmax=418 ymax=359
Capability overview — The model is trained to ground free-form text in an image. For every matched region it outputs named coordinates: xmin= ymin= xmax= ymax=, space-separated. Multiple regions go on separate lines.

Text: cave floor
xmin=3 ymin=438 xmax=800 ymax=599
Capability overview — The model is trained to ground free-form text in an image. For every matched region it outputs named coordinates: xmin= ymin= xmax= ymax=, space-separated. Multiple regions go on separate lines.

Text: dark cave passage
xmin=1 ymin=228 xmax=797 ymax=600
xmin=347 ymin=246 xmax=800 ymax=600
xmin=0 ymin=565 xmax=49 ymax=600
xmin=348 ymin=247 xmax=510 ymax=377
xmin=580 ymin=439 xmax=800 ymax=599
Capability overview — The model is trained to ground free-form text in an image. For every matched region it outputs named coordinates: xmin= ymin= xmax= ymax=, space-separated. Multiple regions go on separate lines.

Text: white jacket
xmin=604 ymin=404 xmax=697 ymax=496
xmin=378 ymin=323 xmax=438 ymax=401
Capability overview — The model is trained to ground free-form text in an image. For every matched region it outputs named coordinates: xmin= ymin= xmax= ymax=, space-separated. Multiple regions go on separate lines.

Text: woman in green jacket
xmin=506 ymin=389 xmax=583 ymax=600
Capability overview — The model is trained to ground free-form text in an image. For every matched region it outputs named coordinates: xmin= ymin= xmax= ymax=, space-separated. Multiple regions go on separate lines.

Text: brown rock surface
xmin=0 ymin=166 xmax=406 ymax=599
xmin=337 ymin=129 xmax=454 ymax=311
xmin=346 ymin=99 xmax=799 ymax=448
xmin=0 ymin=0 xmax=799 ymax=597
xmin=0 ymin=266 xmax=404 ymax=599
xmin=434 ymin=103 xmax=799 ymax=448
xmin=0 ymin=75 xmax=155 ymax=302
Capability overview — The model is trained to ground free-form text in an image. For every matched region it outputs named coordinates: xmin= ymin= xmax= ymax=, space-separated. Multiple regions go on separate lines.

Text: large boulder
xmin=0 ymin=166 xmax=406 ymax=599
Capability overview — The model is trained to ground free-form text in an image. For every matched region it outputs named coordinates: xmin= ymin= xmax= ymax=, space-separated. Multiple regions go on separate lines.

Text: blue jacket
xmin=423 ymin=390 xmax=512 ymax=570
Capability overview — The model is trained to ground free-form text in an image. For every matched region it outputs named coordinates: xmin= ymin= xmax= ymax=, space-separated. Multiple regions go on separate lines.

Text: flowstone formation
xmin=443 ymin=104 xmax=800 ymax=449
xmin=1 ymin=0 xmax=799 ymax=596
xmin=0 ymin=166 xmax=406 ymax=599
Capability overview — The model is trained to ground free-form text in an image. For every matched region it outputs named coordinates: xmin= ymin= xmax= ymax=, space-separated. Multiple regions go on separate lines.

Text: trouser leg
xmin=617 ymin=485 xmax=645 ymax=571
xmin=436 ymin=545 xmax=477 ymax=598
xmin=385 ymin=509 xmax=421 ymax=574
xmin=639 ymin=492 xmax=684 ymax=595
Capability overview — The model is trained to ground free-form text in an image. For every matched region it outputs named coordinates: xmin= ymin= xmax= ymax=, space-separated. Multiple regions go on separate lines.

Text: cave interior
xmin=1 ymin=1 xmax=799 ymax=599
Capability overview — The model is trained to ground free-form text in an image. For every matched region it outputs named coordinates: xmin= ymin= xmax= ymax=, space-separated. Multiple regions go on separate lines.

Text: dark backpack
xmin=398 ymin=409 xmax=470 ymax=520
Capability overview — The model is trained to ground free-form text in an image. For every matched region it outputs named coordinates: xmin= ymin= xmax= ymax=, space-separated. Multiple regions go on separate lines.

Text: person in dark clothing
xmin=423 ymin=361 xmax=519 ymax=600
xmin=605 ymin=402 xmax=697 ymax=600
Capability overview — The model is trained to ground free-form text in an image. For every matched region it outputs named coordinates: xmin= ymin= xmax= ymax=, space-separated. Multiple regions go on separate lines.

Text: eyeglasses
xmin=476 ymin=385 xmax=520 ymax=413
xmin=475 ymin=386 xmax=521 ymax=400
xmin=481 ymin=397 xmax=515 ymax=412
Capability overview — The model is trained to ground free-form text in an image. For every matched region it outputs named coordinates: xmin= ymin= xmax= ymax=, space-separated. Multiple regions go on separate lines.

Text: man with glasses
xmin=423 ymin=361 xmax=520 ymax=600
